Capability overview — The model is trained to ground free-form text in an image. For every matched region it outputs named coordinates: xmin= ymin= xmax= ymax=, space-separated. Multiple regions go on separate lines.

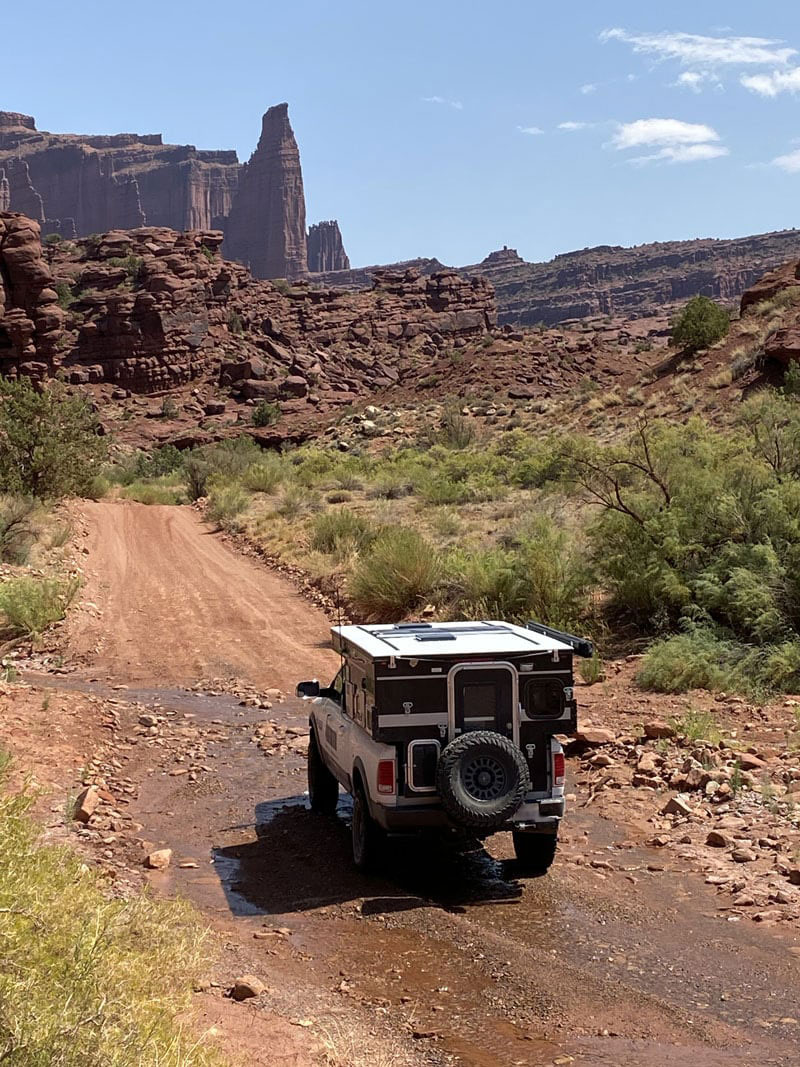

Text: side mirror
xmin=296 ymin=679 xmax=320 ymax=699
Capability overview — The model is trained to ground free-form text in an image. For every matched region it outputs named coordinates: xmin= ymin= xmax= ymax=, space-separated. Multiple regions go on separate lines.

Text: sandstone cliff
xmin=307 ymin=220 xmax=350 ymax=272
xmin=0 ymin=107 xmax=348 ymax=284
xmin=223 ymin=104 xmax=307 ymax=280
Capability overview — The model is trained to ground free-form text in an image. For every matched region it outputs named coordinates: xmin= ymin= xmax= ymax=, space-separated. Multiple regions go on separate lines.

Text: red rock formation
xmin=307 ymin=220 xmax=350 ymax=272
xmin=0 ymin=212 xmax=64 ymax=376
xmin=223 ymin=104 xmax=308 ymax=280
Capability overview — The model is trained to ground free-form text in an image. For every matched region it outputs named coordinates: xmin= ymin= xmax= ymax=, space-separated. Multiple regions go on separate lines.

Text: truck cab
xmin=296 ymin=620 xmax=591 ymax=872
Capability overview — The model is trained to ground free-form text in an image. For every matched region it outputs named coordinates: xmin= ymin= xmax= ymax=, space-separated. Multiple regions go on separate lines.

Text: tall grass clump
xmin=349 ymin=527 xmax=442 ymax=620
xmin=0 ymin=758 xmax=218 ymax=1066
xmin=310 ymin=509 xmax=376 ymax=556
xmin=242 ymin=454 xmax=284 ymax=494
xmin=206 ymin=483 xmax=249 ymax=528
xmin=0 ymin=497 xmax=37 ymax=565
xmin=0 ymin=576 xmax=80 ymax=639
xmin=121 ymin=480 xmax=184 ymax=506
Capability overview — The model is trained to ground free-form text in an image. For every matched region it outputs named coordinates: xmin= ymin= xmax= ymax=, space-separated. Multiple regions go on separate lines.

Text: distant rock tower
xmin=223 ymin=103 xmax=308 ymax=280
xmin=307 ymin=220 xmax=350 ymax=272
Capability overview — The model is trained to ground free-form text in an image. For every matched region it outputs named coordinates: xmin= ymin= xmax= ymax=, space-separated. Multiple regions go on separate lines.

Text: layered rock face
xmin=0 ymin=213 xmax=64 ymax=375
xmin=0 ymin=107 xmax=346 ymax=283
xmin=740 ymin=261 xmax=800 ymax=367
xmin=0 ymin=215 xmax=495 ymax=398
xmin=461 ymin=232 xmax=800 ymax=326
xmin=223 ymin=104 xmax=307 ymax=280
xmin=307 ymin=220 xmax=350 ymax=272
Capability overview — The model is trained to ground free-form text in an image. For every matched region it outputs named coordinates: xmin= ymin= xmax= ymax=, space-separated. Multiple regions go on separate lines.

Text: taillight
xmin=377 ymin=759 xmax=395 ymax=795
xmin=552 ymin=751 xmax=565 ymax=787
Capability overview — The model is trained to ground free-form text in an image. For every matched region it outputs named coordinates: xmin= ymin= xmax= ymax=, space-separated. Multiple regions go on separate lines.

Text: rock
xmin=736 ymin=752 xmax=768 ymax=772
xmin=731 ymin=848 xmax=757 ymax=864
xmin=575 ymin=727 xmax=615 ymax=746
xmin=662 ymin=794 xmax=694 ymax=817
xmin=786 ymin=868 xmax=800 ymax=886
xmin=230 ymin=975 xmax=265 ymax=1001
xmin=643 ymin=720 xmax=675 ymax=740
xmin=73 ymin=785 xmax=101 ymax=823
xmin=224 ymin=104 xmax=307 ymax=280
xmin=138 ymin=713 xmax=159 ymax=727
xmin=706 ymin=830 xmax=731 ymax=848
xmin=144 ymin=848 xmax=173 ymax=870
xmin=307 ymin=220 xmax=350 ymax=272
xmin=204 ymin=400 xmax=226 ymax=416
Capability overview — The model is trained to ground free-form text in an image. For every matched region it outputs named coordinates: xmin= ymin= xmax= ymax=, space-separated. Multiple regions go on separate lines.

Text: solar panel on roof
xmin=415 ymin=632 xmax=457 ymax=642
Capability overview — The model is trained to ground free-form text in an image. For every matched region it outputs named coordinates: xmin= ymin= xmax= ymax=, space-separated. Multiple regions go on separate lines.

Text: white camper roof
xmin=332 ymin=621 xmax=573 ymax=660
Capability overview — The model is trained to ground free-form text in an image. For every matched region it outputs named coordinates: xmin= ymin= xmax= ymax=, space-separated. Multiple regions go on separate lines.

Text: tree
xmin=0 ymin=377 xmax=108 ymax=499
xmin=671 ymin=296 xmax=730 ymax=354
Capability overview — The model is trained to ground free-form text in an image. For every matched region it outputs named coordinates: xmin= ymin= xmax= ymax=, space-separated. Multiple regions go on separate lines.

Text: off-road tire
xmin=436 ymin=731 xmax=530 ymax=831
xmin=351 ymin=782 xmax=383 ymax=872
xmin=307 ymin=729 xmax=339 ymax=814
xmin=512 ymin=830 xmax=558 ymax=875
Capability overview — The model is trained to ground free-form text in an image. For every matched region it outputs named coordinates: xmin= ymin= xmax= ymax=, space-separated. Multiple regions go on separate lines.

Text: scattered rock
xmin=144 ymin=848 xmax=173 ymax=870
xmin=73 ymin=785 xmax=101 ymax=823
xmin=230 ymin=975 xmax=265 ymax=1001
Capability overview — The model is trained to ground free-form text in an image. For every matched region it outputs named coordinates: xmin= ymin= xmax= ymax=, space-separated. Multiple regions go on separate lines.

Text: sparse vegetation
xmin=350 ymin=527 xmax=442 ymax=620
xmin=0 ymin=755 xmax=219 ymax=1067
xmin=252 ymin=400 xmax=280 ymax=427
xmin=0 ymin=378 xmax=107 ymax=499
xmin=0 ymin=497 xmax=37 ymax=565
xmin=671 ymin=296 xmax=730 ymax=354
xmin=227 ymin=309 xmax=244 ymax=334
xmin=0 ymin=575 xmax=80 ymax=639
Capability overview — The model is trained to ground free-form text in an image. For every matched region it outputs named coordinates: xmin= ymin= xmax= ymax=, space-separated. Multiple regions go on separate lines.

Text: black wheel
xmin=308 ymin=730 xmax=339 ymax=814
xmin=512 ymin=830 xmax=558 ymax=875
xmin=436 ymin=731 xmax=530 ymax=831
xmin=352 ymin=782 xmax=383 ymax=872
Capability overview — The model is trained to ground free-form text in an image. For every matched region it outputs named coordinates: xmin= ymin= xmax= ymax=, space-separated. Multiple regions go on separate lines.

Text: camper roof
xmin=332 ymin=621 xmax=573 ymax=660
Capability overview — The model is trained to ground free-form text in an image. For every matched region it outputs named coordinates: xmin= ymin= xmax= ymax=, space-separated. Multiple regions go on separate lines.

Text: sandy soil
xmin=5 ymin=500 xmax=800 ymax=1067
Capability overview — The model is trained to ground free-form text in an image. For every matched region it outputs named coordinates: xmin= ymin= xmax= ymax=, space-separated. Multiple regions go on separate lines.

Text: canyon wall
xmin=0 ymin=107 xmax=344 ymax=283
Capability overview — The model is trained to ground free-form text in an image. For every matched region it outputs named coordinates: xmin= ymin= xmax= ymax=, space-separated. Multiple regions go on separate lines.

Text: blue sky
xmin=4 ymin=1 xmax=800 ymax=266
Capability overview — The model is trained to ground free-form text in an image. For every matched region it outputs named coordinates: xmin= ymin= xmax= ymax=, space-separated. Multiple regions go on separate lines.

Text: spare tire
xmin=436 ymin=731 xmax=530 ymax=830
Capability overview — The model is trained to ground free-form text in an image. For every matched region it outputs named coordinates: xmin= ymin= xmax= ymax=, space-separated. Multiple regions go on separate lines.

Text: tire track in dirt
xmin=68 ymin=501 xmax=339 ymax=689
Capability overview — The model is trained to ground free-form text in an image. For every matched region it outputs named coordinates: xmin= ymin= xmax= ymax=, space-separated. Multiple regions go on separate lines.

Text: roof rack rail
xmin=526 ymin=621 xmax=594 ymax=659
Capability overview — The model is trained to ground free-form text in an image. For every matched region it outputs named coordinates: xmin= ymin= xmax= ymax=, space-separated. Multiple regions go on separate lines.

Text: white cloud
xmin=580 ymin=83 xmax=597 ymax=95
xmin=422 ymin=95 xmax=463 ymax=111
xmin=600 ymin=28 xmax=796 ymax=69
xmin=611 ymin=118 xmax=727 ymax=165
xmin=612 ymin=118 xmax=720 ymax=150
xmin=632 ymin=143 xmax=729 ymax=165
xmin=674 ymin=70 xmax=722 ymax=92
xmin=517 ymin=125 xmax=544 ymax=135
xmin=558 ymin=121 xmax=589 ymax=131
xmin=741 ymin=68 xmax=800 ymax=97
xmin=772 ymin=148 xmax=800 ymax=172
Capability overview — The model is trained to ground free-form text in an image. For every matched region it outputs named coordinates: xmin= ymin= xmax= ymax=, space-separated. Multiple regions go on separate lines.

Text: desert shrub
xmin=443 ymin=547 xmax=527 ymax=619
xmin=326 ymin=490 xmax=352 ymax=504
xmin=0 ymin=497 xmax=37 ymax=564
xmin=637 ymin=630 xmax=738 ymax=693
xmin=134 ymin=444 xmax=184 ymax=479
xmin=252 ymin=400 xmax=280 ymax=427
xmin=184 ymin=456 xmax=210 ymax=501
xmin=0 ymin=575 xmax=80 ymax=639
xmin=431 ymin=508 xmax=462 ymax=537
xmin=671 ymin=708 xmax=722 ymax=744
xmin=206 ymin=483 xmax=249 ymax=527
xmin=349 ymin=527 xmax=442 ymax=620
xmin=437 ymin=407 xmax=477 ymax=449
xmin=121 ymin=480 xmax=184 ymax=506
xmin=242 ymin=455 xmax=283 ymax=493
xmin=0 ymin=377 xmax=107 ymax=499
xmin=367 ymin=473 xmax=414 ymax=500
xmin=671 ymin=296 xmax=730 ymax=354
xmin=85 ymin=474 xmax=111 ymax=500
xmin=227 ymin=309 xmax=244 ymax=334
xmin=0 ymin=761 xmax=217 ymax=1067
xmin=107 ymin=253 xmax=143 ymax=281
xmin=578 ymin=653 xmax=605 ymax=685
xmin=310 ymin=509 xmax=376 ymax=556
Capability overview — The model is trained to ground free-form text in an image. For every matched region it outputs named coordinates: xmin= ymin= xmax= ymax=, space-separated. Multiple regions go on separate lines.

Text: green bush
xmin=227 ymin=309 xmax=244 ymax=335
xmin=0 ymin=497 xmax=37 ymax=565
xmin=0 ymin=761 xmax=217 ymax=1067
xmin=310 ymin=509 xmax=375 ymax=556
xmin=0 ymin=576 xmax=80 ymax=639
xmin=671 ymin=296 xmax=730 ymax=353
xmin=121 ymin=480 xmax=184 ymax=506
xmin=242 ymin=455 xmax=283 ymax=493
xmin=184 ymin=456 xmax=211 ymax=501
xmin=252 ymin=401 xmax=280 ymax=428
xmin=206 ymin=483 xmax=249 ymax=527
xmin=85 ymin=474 xmax=111 ymax=500
xmin=134 ymin=445 xmax=184 ymax=479
xmin=349 ymin=527 xmax=443 ymax=620
xmin=637 ymin=630 xmax=738 ymax=694
xmin=0 ymin=377 xmax=107 ymax=499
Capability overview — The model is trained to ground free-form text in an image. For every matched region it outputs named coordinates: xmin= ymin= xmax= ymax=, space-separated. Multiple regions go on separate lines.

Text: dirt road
xmin=57 ymin=502 xmax=800 ymax=1067
xmin=68 ymin=501 xmax=339 ymax=687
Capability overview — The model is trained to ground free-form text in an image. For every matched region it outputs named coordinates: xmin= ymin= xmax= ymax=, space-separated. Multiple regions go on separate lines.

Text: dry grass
xmin=0 ymin=758 xmax=220 ymax=1067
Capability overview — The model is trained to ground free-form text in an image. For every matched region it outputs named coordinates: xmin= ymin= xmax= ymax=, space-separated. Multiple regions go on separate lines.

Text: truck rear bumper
xmin=371 ymin=797 xmax=565 ymax=833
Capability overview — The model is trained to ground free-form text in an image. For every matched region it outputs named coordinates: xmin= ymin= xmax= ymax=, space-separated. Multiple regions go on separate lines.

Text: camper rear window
xmin=522 ymin=678 xmax=564 ymax=718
